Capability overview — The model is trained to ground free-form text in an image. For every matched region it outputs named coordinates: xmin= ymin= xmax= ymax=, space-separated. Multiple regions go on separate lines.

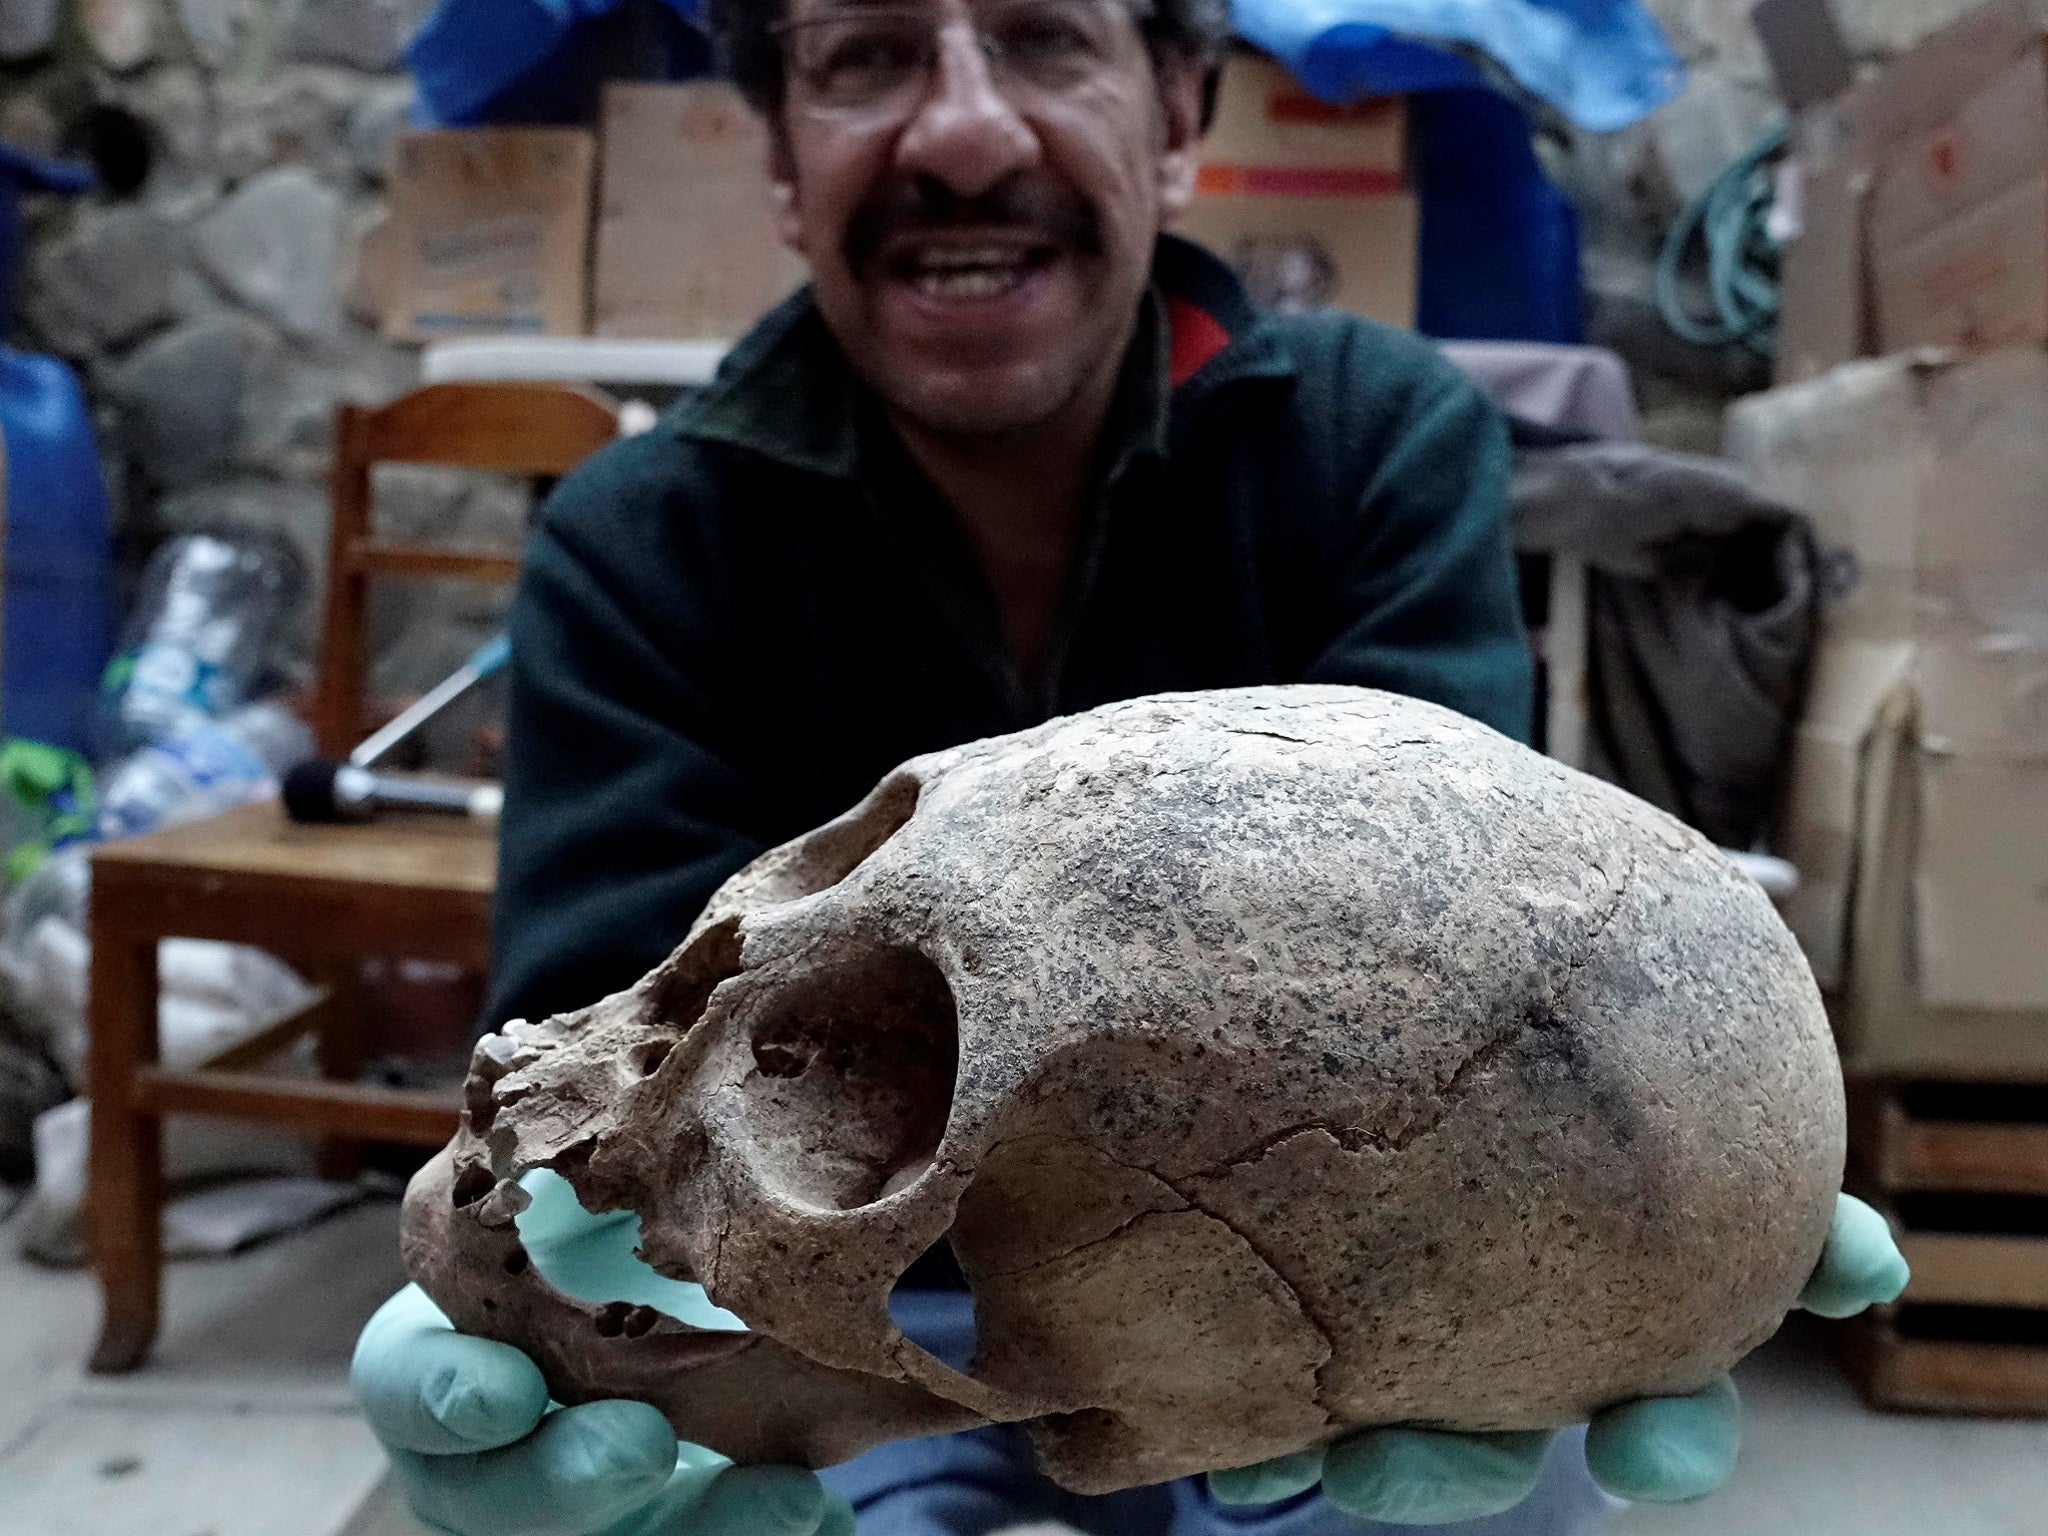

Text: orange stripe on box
xmin=1195 ymin=164 xmax=1407 ymax=198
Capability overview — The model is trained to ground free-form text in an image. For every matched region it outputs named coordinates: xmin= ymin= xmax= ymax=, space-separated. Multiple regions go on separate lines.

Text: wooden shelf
xmin=1901 ymin=1232 xmax=2048 ymax=1308
xmin=1855 ymin=1086 xmax=2048 ymax=1197
xmin=1836 ymin=1079 xmax=2048 ymax=1415
xmin=1838 ymin=1307 xmax=2048 ymax=1415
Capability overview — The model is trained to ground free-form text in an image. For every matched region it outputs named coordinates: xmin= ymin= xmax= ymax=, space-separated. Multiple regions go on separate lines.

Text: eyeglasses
xmin=774 ymin=0 xmax=1149 ymax=117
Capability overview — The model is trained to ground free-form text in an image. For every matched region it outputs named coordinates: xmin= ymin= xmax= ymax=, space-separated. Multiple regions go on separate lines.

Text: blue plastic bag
xmin=408 ymin=0 xmax=706 ymax=125
xmin=1231 ymin=0 xmax=1684 ymax=131
xmin=409 ymin=0 xmax=1680 ymax=132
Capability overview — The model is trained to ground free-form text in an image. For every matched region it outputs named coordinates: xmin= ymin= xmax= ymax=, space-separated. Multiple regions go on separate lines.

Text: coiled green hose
xmin=1655 ymin=123 xmax=1789 ymax=357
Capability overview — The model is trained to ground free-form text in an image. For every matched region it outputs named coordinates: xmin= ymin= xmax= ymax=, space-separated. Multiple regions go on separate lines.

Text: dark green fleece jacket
xmin=487 ymin=235 xmax=1531 ymax=1028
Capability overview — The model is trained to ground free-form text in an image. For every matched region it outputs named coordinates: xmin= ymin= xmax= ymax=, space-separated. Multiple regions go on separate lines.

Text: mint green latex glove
xmin=354 ymin=1171 xmax=854 ymax=1536
xmin=1209 ymin=1193 xmax=1908 ymax=1524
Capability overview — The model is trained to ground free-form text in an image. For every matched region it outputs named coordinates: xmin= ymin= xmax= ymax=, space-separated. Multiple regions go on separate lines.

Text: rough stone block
xmin=346 ymin=80 xmax=414 ymax=182
xmin=214 ymin=70 xmax=366 ymax=187
xmin=0 ymin=0 xmax=61 ymax=61
xmin=105 ymin=315 xmax=270 ymax=488
xmin=368 ymin=463 xmax=530 ymax=547
xmin=1838 ymin=0 xmax=1997 ymax=58
xmin=1639 ymin=0 xmax=1769 ymax=76
xmin=193 ymin=167 xmax=345 ymax=339
xmin=238 ymin=333 xmax=416 ymax=477
xmin=26 ymin=206 xmax=181 ymax=355
xmin=116 ymin=67 xmax=218 ymax=205
xmin=283 ymin=0 xmax=432 ymax=73
xmin=172 ymin=0 xmax=247 ymax=68
xmin=1647 ymin=69 xmax=1778 ymax=204
xmin=80 ymin=0 xmax=154 ymax=70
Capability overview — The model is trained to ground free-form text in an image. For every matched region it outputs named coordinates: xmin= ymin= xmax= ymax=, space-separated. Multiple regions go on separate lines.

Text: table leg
xmin=312 ymin=960 xmax=365 ymax=1180
xmin=86 ymin=906 xmax=162 ymax=1374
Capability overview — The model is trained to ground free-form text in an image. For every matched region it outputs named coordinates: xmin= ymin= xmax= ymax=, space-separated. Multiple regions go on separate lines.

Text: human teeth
xmin=914 ymin=266 xmax=1018 ymax=299
xmin=917 ymin=246 xmax=1022 ymax=270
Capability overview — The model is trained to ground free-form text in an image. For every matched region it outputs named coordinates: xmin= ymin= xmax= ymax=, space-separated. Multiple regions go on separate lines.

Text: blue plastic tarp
xmin=1231 ymin=0 xmax=1684 ymax=131
xmin=410 ymin=0 xmax=1681 ymax=132
xmin=408 ymin=0 xmax=705 ymax=126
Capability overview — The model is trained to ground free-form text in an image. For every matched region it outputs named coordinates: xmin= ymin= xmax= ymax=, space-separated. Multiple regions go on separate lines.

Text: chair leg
xmin=313 ymin=960 xmax=365 ymax=1180
xmin=87 ymin=919 xmax=163 ymax=1374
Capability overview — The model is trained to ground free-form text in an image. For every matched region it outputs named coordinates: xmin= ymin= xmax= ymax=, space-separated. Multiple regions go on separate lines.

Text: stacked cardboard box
xmin=1761 ymin=0 xmax=2048 ymax=1083
xmin=1779 ymin=0 xmax=2048 ymax=380
xmin=591 ymin=82 xmax=808 ymax=341
xmin=1745 ymin=0 xmax=2048 ymax=1414
xmin=1730 ymin=339 xmax=2048 ymax=1415
xmin=367 ymin=82 xmax=798 ymax=345
xmin=1177 ymin=52 xmax=1417 ymax=328
xmin=1730 ymin=349 xmax=2048 ymax=1079
xmin=364 ymin=55 xmax=1420 ymax=346
xmin=368 ymin=129 xmax=600 ymax=344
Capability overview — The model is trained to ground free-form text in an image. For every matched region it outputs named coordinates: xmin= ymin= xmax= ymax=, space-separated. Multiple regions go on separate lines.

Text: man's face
xmin=769 ymin=0 xmax=1205 ymax=438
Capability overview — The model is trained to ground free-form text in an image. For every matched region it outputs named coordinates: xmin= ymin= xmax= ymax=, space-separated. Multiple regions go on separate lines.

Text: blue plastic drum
xmin=1 ymin=349 xmax=113 ymax=755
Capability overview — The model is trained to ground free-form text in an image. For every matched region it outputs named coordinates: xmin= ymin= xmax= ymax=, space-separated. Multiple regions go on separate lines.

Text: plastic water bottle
xmin=0 ymin=705 xmax=311 ymax=1079
xmin=0 ymin=840 xmax=91 ymax=1065
xmin=97 ymin=532 xmax=303 ymax=753
xmin=95 ymin=703 xmax=313 ymax=843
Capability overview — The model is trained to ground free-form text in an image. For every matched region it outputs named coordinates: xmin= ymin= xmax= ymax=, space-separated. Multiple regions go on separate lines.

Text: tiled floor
xmin=0 ymin=1196 xmax=405 ymax=1536
xmin=6 ymin=1197 xmax=2047 ymax=1536
xmin=1610 ymin=1315 xmax=2048 ymax=1536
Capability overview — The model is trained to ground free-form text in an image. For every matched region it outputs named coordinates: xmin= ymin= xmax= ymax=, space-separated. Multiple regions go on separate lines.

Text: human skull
xmin=404 ymin=686 xmax=1843 ymax=1493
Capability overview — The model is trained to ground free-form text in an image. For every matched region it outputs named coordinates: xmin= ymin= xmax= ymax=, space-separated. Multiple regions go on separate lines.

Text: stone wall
xmin=0 ymin=0 xmax=2009 ymax=673
xmin=0 ymin=0 xmax=525 ymax=714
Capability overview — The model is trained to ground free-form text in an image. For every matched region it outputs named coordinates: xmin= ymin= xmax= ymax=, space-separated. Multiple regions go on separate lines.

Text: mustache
xmin=845 ymin=176 xmax=1102 ymax=270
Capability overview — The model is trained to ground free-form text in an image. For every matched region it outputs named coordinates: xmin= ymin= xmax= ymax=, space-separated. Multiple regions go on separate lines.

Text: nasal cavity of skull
xmin=743 ymin=944 xmax=958 ymax=1211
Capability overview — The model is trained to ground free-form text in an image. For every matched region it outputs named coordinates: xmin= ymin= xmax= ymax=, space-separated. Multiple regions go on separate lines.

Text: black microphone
xmin=282 ymin=760 xmax=503 ymax=825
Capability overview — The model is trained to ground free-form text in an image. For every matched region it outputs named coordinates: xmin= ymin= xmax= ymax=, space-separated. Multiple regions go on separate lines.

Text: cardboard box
xmin=1176 ymin=53 xmax=1416 ymax=327
xmin=593 ymin=83 xmax=808 ymax=342
xmin=379 ymin=129 xmax=596 ymax=342
xmin=1866 ymin=30 xmax=2048 ymax=355
xmin=1727 ymin=346 xmax=2048 ymax=1078
xmin=1774 ymin=104 xmax=1871 ymax=385
xmin=1873 ymin=170 xmax=2048 ymax=353
xmin=1865 ymin=44 xmax=2048 ymax=254
xmin=1774 ymin=0 xmax=2048 ymax=377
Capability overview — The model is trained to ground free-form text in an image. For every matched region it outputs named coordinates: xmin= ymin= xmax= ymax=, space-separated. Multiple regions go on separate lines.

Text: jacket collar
xmin=673 ymin=234 xmax=1295 ymax=480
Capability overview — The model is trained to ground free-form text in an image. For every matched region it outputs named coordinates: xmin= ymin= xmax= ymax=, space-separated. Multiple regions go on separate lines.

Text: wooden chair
xmin=88 ymin=383 xmax=620 ymax=1375
xmin=313 ymin=381 xmax=622 ymax=757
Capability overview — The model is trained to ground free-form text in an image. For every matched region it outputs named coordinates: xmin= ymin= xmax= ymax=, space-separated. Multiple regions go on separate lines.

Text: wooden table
xmin=86 ymin=800 xmax=490 ymax=1372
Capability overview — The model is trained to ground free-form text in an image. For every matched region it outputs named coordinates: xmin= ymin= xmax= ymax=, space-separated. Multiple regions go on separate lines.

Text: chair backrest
xmin=313 ymin=382 xmax=621 ymax=758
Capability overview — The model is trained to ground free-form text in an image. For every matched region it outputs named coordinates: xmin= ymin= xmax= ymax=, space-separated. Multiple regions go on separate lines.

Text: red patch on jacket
xmin=1167 ymin=297 xmax=1230 ymax=389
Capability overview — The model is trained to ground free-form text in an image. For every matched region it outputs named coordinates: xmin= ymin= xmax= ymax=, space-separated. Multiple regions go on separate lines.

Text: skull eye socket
xmin=741 ymin=944 xmax=959 ymax=1212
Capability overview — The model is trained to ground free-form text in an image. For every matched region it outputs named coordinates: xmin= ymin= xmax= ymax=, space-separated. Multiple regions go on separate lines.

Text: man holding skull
xmin=353 ymin=0 xmax=1906 ymax=1531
